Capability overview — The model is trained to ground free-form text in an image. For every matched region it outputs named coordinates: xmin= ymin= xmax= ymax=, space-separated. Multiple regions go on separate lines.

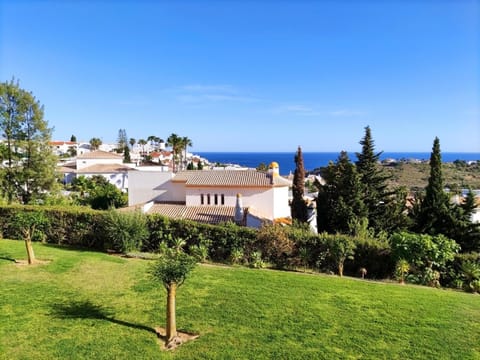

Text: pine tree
xmin=291 ymin=146 xmax=308 ymax=222
xmin=355 ymin=126 xmax=394 ymax=234
xmin=0 ymin=79 xmax=58 ymax=204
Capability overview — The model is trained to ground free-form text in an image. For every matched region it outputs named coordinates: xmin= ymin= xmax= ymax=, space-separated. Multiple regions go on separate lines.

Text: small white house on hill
xmin=58 ymin=150 xmax=135 ymax=191
xmin=127 ymin=162 xmax=292 ymax=228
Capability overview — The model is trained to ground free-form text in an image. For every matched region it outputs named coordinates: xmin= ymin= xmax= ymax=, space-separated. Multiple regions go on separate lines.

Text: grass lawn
xmin=1 ymin=239 xmax=479 ymax=360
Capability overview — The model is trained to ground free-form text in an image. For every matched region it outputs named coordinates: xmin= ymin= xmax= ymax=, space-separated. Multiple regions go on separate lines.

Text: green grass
xmin=1 ymin=239 xmax=479 ymax=360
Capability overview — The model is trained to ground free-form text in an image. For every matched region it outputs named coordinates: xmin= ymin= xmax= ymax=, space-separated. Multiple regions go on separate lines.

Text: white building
xmin=58 ymin=150 xmax=135 ymax=191
xmin=127 ymin=162 xmax=292 ymax=228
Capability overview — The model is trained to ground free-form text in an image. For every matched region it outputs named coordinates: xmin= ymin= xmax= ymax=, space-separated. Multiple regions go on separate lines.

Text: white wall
xmin=76 ymin=157 xmax=123 ymax=170
xmin=80 ymin=172 xmax=129 ymax=191
xmin=185 ymin=186 xmax=290 ymax=220
xmin=128 ymin=171 xmax=175 ymax=206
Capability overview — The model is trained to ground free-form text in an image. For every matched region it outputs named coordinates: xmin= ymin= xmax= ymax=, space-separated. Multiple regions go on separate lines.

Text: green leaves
xmin=149 ymin=249 xmax=197 ymax=288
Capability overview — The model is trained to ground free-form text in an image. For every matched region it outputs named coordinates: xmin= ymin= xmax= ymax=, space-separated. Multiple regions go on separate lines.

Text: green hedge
xmin=0 ymin=205 xmax=106 ymax=249
xmin=0 ymin=205 xmax=393 ymax=279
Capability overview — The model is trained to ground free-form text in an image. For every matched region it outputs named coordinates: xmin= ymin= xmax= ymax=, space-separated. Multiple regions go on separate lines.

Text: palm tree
xmin=89 ymin=137 xmax=102 ymax=151
xmin=181 ymin=136 xmax=193 ymax=171
xmin=129 ymin=138 xmax=136 ymax=149
xmin=138 ymin=139 xmax=147 ymax=160
xmin=166 ymin=133 xmax=182 ymax=172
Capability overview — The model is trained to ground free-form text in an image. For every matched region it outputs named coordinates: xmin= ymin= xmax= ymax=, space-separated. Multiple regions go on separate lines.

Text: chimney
xmin=234 ymin=193 xmax=244 ymax=225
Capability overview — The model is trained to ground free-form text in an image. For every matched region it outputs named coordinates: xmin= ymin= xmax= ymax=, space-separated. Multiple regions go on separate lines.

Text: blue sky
xmin=1 ymin=0 xmax=479 ymax=152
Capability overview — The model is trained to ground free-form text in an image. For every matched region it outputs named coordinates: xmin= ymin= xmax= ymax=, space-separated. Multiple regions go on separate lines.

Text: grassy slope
xmin=1 ymin=239 xmax=479 ymax=360
xmin=384 ymin=162 xmax=480 ymax=190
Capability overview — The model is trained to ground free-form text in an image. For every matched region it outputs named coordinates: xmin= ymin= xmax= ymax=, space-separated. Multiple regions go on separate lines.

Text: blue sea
xmin=197 ymin=152 xmax=480 ymax=175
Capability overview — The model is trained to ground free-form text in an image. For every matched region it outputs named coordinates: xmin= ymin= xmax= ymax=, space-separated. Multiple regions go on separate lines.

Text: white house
xmin=58 ymin=150 xmax=135 ymax=191
xmin=127 ymin=162 xmax=292 ymax=228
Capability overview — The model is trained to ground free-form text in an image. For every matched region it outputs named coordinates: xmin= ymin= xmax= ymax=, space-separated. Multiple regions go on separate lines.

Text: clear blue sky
xmin=1 ymin=0 xmax=479 ymax=152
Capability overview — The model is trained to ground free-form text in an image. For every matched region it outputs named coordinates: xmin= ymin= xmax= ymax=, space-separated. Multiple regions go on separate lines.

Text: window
xmin=207 ymin=194 xmax=211 ymax=205
xmin=200 ymin=194 xmax=204 ymax=205
xmin=221 ymin=194 xmax=225 ymax=205
xmin=214 ymin=194 xmax=218 ymax=205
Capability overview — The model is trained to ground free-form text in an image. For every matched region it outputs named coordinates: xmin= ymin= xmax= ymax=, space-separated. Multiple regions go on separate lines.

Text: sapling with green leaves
xmin=149 ymin=248 xmax=197 ymax=349
xmin=11 ymin=210 xmax=48 ymax=264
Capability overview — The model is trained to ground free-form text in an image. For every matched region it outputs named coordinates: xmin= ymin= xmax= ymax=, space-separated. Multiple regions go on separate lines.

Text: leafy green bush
xmin=389 ymin=232 xmax=460 ymax=286
xmin=101 ymin=210 xmax=149 ymax=253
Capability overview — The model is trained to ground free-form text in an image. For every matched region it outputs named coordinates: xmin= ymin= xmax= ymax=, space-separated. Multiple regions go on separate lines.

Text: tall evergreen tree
xmin=355 ymin=126 xmax=395 ymax=234
xmin=0 ymin=79 xmax=58 ymax=204
xmin=317 ymin=151 xmax=366 ymax=234
xmin=414 ymin=137 xmax=453 ymax=235
xmin=117 ymin=129 xmax=128 ymax=149
xmin=412 ymin=138 xmax=480 ymax=251
xmin=291 ymin=146 xmax=308 ymax=222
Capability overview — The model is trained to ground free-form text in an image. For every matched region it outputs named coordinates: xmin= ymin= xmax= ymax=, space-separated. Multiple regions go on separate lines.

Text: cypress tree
xmin=291 ymin=146 xmax=308 ymax=222
xmin=355 ymin=126 xmax=394 ymax=234
xmin=414 ymin=137 xmax=453 ymax=235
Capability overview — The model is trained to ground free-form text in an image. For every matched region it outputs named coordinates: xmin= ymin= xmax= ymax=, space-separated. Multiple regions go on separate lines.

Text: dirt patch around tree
xmin=154 ymin=327 xmax=199 ymax=350
xmin=14 ymin=259 xmax=51 ymax=266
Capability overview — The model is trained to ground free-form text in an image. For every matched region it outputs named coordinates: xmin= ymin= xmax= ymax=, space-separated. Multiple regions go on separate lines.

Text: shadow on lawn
xmin=49 ymin=300 xmax=155 ymax=334
xmin=0 ymin=252 xmax=16 ymax=262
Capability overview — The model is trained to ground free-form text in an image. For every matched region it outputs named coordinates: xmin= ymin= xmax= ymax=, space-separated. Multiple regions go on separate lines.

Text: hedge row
xmin=2 ymin=205 xmax=476 ymax=289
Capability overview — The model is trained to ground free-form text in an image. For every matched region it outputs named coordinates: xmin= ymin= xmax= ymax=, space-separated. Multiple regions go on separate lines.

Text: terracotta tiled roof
xmin=172 ymin=170 xmax=291 ymax=187
xmin=76 ymin=164 xmax=134 ymax=173
xmin=77 ymin=151 xmax=122 ymax=160
xmin=147 ymin=204 xmax=244 ymax=224
xmin=50 ymin=141 xmax=77 ymax=146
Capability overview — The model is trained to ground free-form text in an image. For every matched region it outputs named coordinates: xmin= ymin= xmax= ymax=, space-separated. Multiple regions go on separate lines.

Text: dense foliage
xmin=0 ymin=79 xmax=58 ymax=204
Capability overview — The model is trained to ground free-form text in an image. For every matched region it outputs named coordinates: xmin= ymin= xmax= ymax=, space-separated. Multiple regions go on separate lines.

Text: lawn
xmin=1 ymin=239 xmax=479 ymax=360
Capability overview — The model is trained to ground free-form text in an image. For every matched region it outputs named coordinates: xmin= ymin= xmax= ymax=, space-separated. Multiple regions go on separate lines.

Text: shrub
xmin=102 ymin=210 xmax=149 ymax=253
xmin=389 ymin=232 xmax=460 ymax=286
xmin=256 ymin=224 xmax=295 ymax=269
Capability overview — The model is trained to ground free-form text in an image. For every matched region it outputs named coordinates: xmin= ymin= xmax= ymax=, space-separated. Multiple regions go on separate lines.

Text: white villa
xmin=127 ymin=162 xmax=292 ymax=228
xmin=58 ymin=150 xmax=135 ymax=191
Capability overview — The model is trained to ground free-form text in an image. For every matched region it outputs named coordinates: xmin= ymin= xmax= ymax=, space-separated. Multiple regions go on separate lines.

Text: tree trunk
xmin=166 ymin=282 xmax=177 ymax=341
xmin=338 ymin=263 xmax=344 ymax=277
xmin=25 ymin=238 xmax=35 ymax=264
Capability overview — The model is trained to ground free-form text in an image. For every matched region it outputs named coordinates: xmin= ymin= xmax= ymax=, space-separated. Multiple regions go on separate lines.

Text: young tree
xmin=11 ymin=210 xmax=48 ymax=264
xmin=149 ymin=249 xmax=197 ymax=349
xmin=291 ymin=146 xmax=308 ymax=222
xmin=0 ymin=79 xmax=58 ymax=204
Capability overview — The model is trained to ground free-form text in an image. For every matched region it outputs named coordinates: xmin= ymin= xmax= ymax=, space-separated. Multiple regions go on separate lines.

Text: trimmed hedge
xmin=0 ymin=205 xmax=394 ymax=279
xmin=0 ymin=205 xmax=106 ymax=249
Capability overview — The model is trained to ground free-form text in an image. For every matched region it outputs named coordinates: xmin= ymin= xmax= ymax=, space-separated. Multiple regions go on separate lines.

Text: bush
xmin=101 ymin=210 xmax=149 ymax=253
xmin=389 ymin=232 xmax=460 ymax=286
xmin=256 ymin=224 xmax=295 ymax=269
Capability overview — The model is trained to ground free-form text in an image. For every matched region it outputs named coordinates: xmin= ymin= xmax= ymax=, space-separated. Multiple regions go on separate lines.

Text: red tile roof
xmin=76 ymin=164 xmax=134 ymax=173
xmin=77 ymin=151 xmax=122 ymax=160
xmin=172 ymin=170 xmax=291 ymax=188
xmin=147 ymin=204 xmax=244 ymax=224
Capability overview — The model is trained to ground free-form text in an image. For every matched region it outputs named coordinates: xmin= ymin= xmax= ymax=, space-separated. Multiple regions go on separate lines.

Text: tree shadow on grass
xmin=0 ymin=252 xmax=16 ymax=262
xmin=49 ymin=300 xmax=156 ymax=334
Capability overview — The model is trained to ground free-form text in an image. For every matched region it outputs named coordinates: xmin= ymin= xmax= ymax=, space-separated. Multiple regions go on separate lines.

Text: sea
xmin=197 ymin=152 xmax=480 ymax=176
